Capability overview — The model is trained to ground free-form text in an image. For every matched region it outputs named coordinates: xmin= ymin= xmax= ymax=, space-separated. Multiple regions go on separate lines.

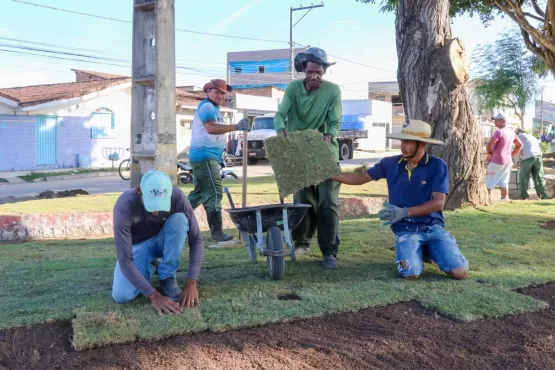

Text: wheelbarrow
xmin=223 ymin=187 xmax=311 ymax=280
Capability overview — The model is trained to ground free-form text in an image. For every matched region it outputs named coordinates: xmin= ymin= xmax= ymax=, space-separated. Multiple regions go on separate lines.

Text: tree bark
xmin=396 ymin=0 xmax=489 ymax=209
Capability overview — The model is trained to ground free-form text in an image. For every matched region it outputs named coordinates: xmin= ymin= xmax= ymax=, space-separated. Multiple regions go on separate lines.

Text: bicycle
xmin=118 ymin=149 xmax=131 ymax=180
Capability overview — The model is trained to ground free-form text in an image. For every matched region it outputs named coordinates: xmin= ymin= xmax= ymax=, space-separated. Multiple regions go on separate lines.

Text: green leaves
xmin=471 ymin=30 xmax=540 ymax=122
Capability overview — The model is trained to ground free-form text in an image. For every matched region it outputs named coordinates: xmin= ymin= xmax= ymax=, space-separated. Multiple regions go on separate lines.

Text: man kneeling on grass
xmin=331 ymin=120 xmax=468 ymax=280
xmin=111 ymin=170 xmax=204 ymax=314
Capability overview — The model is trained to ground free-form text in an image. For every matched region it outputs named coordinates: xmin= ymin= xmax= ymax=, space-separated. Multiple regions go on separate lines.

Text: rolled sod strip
xmin=265 ymin=130 xmax=341 ymax=197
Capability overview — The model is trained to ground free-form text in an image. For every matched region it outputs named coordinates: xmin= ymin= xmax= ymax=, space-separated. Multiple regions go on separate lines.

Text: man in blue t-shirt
xmin=331 ymin=119 xmax=468 ymax=280
xmin=188 ymin=79 xmax=250 ymax=242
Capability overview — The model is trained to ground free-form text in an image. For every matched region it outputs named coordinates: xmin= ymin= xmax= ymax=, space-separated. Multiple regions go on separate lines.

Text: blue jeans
xmin=111 ymin=213 xmax=189 ymax=303
xmin=393 ymin=224 xmax=469 ymax=277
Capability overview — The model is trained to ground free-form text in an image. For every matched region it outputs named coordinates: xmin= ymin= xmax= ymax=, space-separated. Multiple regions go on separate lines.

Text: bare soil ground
xmin=1 ymin=283 xmax=555 ymax=370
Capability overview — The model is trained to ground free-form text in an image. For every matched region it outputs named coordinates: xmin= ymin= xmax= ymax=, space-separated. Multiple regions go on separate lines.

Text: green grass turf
xmin=0 ymin=201 xmax=553 ymax=349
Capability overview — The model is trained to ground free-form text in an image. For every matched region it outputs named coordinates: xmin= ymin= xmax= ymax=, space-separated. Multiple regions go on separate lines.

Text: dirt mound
xmin=1 ymin=283 xmax=555 ymax=370
xmin=37 ymin=189 xmax=89 ymax=199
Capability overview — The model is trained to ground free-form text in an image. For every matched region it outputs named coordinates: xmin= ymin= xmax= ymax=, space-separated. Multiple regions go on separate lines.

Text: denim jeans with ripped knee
xmin=393 ymin=224 xmax=469 ymax=278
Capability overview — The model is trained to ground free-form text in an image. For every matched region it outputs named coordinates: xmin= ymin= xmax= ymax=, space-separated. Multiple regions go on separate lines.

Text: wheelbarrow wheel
xmin=241 ymin=231 xmax=257 ymax=264
xmin=266 ymin=226 xmax=285 ymax=280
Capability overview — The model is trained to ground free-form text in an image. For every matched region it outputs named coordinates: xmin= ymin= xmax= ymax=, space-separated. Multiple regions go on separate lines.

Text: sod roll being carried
xmin=264 ymin=130 xmax=341 ymax=198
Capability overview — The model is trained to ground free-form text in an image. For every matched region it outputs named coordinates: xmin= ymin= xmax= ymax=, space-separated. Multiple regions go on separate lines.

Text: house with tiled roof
xmin=0 ymin=69 xmax=236 ymax=171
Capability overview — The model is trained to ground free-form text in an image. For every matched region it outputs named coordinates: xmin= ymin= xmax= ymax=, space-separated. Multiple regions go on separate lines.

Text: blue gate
xmin=36 ymin=116 xmax=57 ymax=165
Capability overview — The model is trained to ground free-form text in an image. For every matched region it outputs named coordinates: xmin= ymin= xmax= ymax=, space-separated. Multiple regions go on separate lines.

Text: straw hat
xmin=386 ymin=119 xmax=444 ymax=145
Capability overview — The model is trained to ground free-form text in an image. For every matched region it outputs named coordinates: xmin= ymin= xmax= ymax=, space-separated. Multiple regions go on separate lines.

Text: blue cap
xmin=140 ymin=170 xmax=173 ymax=212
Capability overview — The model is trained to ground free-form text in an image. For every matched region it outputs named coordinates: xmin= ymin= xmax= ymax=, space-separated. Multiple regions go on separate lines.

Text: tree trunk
xmin=396 ymin=0 xmax=490 ymax=209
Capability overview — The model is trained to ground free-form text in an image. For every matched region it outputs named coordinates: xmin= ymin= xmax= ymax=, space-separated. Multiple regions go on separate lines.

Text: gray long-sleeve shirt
xmin=113 ymin=186 xmax=204 ymax=297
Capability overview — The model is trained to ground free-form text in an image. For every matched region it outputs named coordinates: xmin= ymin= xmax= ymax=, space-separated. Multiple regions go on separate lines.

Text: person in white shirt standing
xmin=515 ymin=128 xmax=549 ymax=200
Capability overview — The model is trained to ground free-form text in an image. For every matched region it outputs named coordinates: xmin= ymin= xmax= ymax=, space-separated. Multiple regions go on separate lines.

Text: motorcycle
xmin=177 ymin=158 xmax=238 ymax=185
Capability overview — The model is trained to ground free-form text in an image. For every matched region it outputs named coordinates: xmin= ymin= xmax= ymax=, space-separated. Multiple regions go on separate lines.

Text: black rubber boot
xmin=208 ymin=211 xmax=234 ymax=242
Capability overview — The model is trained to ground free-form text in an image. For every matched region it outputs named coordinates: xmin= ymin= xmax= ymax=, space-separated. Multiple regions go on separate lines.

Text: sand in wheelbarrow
xmin=264 ymin=130 xmax=341 ymax=198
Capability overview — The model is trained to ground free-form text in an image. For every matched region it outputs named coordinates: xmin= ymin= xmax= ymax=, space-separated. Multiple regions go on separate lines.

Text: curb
xmin=0 ymin=171 xmax=117 ymax=185
xmin=0 ymin=196 xmax=387 ymax=241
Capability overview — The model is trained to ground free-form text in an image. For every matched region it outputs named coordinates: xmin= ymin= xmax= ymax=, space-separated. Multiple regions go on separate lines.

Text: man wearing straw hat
xmin=331 ymin=119 xmax=469 ymax=280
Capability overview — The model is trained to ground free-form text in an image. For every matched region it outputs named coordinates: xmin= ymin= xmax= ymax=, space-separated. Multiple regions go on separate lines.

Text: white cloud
xmin=212 ymin=0 xmax=264 ymax=34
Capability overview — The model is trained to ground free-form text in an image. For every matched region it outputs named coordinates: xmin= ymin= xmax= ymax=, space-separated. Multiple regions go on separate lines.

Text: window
xmin=258 ymin=66 xmax=265 ymax=73
xmin=234 ymin=67 xmax=242 ymax=74
xmin=180 ymin=119 xmax=193 ymax=137
xmin=90 ymin=107 xmax=115 ymax=139
xmin=252 ymin=117 xmax=273 ymax=130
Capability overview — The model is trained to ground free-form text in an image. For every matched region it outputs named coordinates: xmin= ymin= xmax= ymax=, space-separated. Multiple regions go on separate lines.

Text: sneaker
xmin=322 ymin=254 xmax=337 ymax=269
xmin=159 ymin=277 xmax=181 ymax=302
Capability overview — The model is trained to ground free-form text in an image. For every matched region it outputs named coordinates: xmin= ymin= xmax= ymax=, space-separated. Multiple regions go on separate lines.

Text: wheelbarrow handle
xmin=224 ymin=187 xmax=236 ymax=209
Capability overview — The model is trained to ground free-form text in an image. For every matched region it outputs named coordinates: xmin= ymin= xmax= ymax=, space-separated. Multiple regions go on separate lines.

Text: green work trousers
xmin=519 ymin=155 xmax=549 ymax=199
xmin=187 ymin=160 xmax=222 ymax=213
xmin=292 ymin=179 xmax=341 ymax=257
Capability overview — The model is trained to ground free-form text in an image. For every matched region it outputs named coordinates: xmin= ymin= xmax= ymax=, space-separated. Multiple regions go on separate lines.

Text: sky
xmin=1 ymin=0 xmax=554 ymax=103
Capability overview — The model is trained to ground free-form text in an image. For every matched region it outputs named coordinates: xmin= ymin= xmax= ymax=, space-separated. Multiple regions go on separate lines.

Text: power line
xmin=12 ymin=0 xmax=288 ymax=44
xmin=294 ymin=42 xmax=396 ymax=72
xmin=0 ymin=43 xmax=225 ymax=75
xmin=0 ymin=42 xmax=129 ymax=63
xmin=12 ymin=0 xmax=395 ymax=73
xmin=0 ymin=36 xmax=240 ymax=68
xmin=0 ymin=44 xmax=394 ymax=87
xmin=0 ymin=48 xmax=130 ymax=68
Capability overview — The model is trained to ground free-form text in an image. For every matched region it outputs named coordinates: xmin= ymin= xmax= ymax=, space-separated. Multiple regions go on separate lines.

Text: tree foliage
xmin=357 ymin=0 xmax=555 ymax=76
xmin=471 ymin=30 xmax=540 ymax=126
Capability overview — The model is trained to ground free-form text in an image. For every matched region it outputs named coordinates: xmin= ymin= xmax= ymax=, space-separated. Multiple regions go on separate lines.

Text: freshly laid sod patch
xmin=0 ymin=176 xmax=388 ymax=215
xmin=73 ymin=305 xmax=207 ymax=350
xmin=265 ymin=130 xmax=341 ymax=197
xmin=0 ymin=201 xmax=554 ymax=350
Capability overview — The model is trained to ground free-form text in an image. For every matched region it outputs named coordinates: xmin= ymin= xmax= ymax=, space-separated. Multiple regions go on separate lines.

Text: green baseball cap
xmin=140 ymin=170 xmax=173 ymax=212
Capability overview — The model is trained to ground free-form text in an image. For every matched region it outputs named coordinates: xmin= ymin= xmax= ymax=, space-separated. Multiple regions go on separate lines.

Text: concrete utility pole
xmin=289 ymin=2 xmax=324 ymax=82
xmin=130 ymin=0 xmax=177 ymax=187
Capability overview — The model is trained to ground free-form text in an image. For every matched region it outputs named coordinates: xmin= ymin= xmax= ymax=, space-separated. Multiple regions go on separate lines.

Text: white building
xmin=0 ymin=69 xmax=236 ymax=171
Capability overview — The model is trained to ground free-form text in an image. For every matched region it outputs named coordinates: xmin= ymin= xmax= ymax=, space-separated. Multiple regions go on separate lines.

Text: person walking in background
xmin=515 ymin=128 xmax=549 ymax=200
xmin=485 ymin=114 xmax=522 ymax=200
